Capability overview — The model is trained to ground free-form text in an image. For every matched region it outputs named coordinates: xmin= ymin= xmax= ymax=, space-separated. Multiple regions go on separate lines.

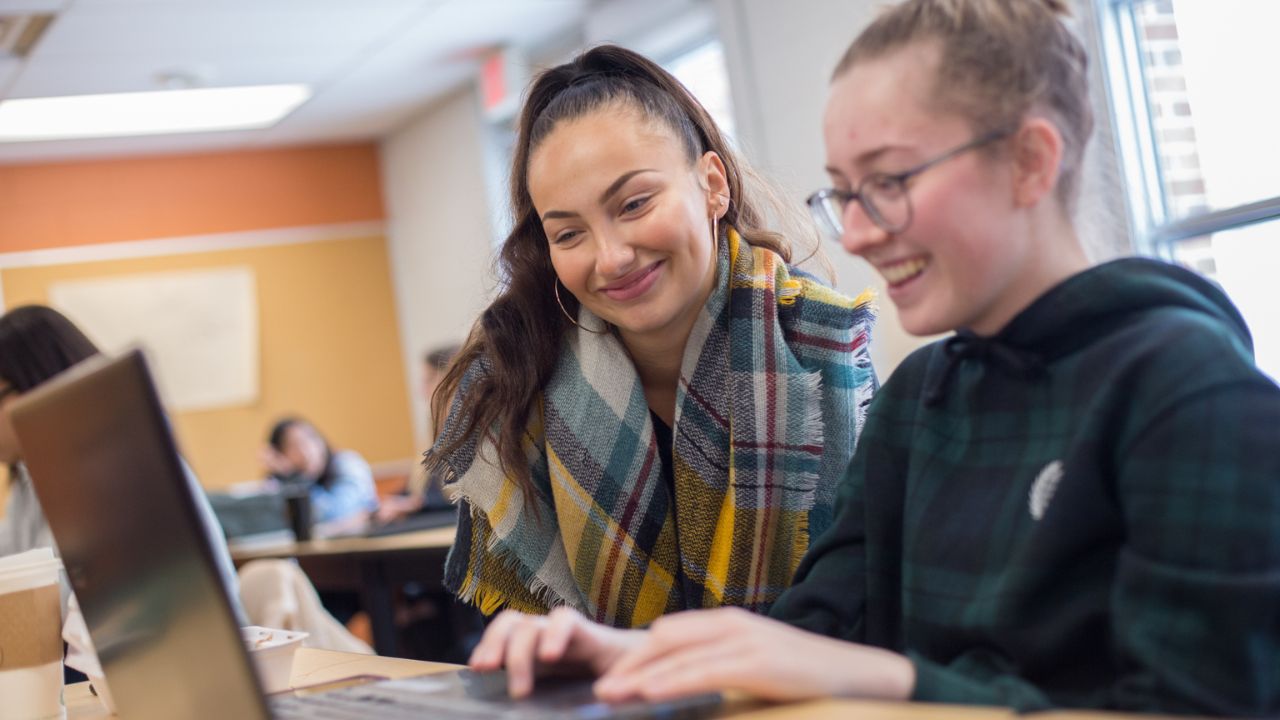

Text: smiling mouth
xmin=880 ymin=257 xmax=929 ymax=286
xmin=599 ymin=261 xmax=663 ymax=300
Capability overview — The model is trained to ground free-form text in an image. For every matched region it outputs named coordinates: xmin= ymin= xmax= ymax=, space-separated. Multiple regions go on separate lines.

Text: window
xmin=1098 ymin=0 xmax=1280 ymax=379
xmin=664 ymin=39 xmax=736 ymax=141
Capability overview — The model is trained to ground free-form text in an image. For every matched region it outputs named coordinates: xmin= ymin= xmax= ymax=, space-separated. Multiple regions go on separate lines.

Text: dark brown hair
xmin=0 ymin=305 xmax=100 ymax=473
xmin=425 ymin=44 xmax=810 ymax=499
xmin=266 ymin=417 xmax=337 ymax=490
xmin=834 ymin=0 xmax=1093 ymax=212
xmin=0 ymin=305 xmax=100 ymax=392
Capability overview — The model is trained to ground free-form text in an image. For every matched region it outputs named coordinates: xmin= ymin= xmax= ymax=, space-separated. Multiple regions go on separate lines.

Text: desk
xmin=65 ymin=648 xmax=455 ymax=719
xmin=229 ymin=526 xmax=455 ymax=561
xmin=229 ymin=527 xmax=456 ymax=656
xmin=64 ymin=648 xmax=1181 ymax=720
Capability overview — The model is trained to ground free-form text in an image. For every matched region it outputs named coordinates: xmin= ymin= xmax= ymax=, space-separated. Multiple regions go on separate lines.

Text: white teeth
xmin=881 ymin=258 xmax=928 ymax=285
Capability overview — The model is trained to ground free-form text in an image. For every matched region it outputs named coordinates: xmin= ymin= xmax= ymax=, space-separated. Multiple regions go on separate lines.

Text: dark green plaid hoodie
xmin=769 ymin=258 xmax=1280 ymax=716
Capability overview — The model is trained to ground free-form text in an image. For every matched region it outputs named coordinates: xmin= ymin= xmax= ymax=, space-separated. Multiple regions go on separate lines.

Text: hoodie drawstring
xmin=924 ymin=330 xmax=1048 ymax=407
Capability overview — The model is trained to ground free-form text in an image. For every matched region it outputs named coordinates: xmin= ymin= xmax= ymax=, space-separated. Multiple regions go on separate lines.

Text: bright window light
xmin=0 ymin=84 xmax=312 ymax=142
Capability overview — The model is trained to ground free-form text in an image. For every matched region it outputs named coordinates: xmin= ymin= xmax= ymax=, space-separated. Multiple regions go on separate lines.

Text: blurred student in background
xmin=376 ymin=343 xmax=460 ymax=524
xmin=420 ymin=344 xmax=460 ymax=420
xmin=0 ymin=308 xmax=371 ymax=654
xmin=0 ymin=304 xmax=243 ymax=621
xmin=261 ymin=416 xmax=378 ymax=525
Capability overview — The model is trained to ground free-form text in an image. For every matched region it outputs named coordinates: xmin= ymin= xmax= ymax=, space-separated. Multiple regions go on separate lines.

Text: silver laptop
xmin=12 ymin=350 xmax=720 ymax=720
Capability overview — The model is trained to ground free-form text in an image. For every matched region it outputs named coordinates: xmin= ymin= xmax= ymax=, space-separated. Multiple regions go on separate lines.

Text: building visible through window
xmin=1100 ymin=0 xmax=1280 ymax=379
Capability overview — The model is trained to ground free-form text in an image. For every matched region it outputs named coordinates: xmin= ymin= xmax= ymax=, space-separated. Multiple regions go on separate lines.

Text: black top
xmin=768 ymin=258 xmax=1280 ymax=716
xmin=649 ymin=410 xmax=675 ymax=497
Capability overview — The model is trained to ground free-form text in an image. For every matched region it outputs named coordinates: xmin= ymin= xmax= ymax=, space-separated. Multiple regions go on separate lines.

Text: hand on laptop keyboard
xmin=469 ymin=607 xmax=644 ymax=698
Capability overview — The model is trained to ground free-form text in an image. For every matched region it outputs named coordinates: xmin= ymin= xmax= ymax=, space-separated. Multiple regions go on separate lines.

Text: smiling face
xmin=824 ymin=42 xmax=1040 ymax=337
xmin=528 ymin=102 xmax=727 ymax=346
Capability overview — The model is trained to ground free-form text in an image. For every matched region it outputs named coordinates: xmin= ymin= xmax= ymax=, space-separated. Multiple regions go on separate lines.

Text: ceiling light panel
xmin=0 ymin=84 xmax=312 ymax=142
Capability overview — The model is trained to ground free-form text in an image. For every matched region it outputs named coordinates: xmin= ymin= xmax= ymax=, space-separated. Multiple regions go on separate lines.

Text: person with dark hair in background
xmin=261 ymin=416 xmax=378 ymax=526
xmin=259 ymin=416 xmax=379 ymax=636
xmin=425 ymin=44 xmax=878 ymax=630
xmin=416 ymin=343 xmax=460 ymax=507
xmin=376 ymin=343 xmax=461 ymax=525
xmin=0 ymin=304 xmax=244 ymax=622
xmin=421 ymin=345 xmax=461 ymax=410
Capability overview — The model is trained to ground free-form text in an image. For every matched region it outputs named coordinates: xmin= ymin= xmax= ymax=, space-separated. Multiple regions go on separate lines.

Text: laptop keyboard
xmin=270 ymin=675 xmax=582 ymax=720
xmin=271 ymin=685 xmax=512 ymax=719
xmin=268 ymin=674 xmax=721 ymax=720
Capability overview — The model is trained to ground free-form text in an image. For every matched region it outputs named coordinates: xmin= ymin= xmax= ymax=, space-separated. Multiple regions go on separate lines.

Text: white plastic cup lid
xmin=0 ymin=548 xmax=62 ymax=595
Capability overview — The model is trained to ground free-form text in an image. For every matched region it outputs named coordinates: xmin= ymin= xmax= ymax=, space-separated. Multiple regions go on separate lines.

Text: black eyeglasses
xmin=806 ymin=129 xmax=1010 ymax=240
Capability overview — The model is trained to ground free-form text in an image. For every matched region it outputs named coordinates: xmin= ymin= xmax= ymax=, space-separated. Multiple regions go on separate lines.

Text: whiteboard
xmin=49 ymin=267 xmax=259 ymax=411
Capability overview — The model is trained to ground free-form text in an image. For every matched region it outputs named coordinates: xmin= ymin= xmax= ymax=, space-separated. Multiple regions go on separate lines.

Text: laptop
xmin=12 ymin=350 xmax=721 ymax=720
xmin=363 ymin=462 xmax=459 ymax=537
xmin=208 ymin=491 xmax=290 ymax=539
xmin=363 ymin=506 xmax=458 ymax=537
xmin=209 ymin=486 xmax=456 ymax=542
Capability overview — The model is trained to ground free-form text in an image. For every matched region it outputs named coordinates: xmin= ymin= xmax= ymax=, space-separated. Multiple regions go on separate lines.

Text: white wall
xmin=379 ymin=87 xmax=497 ymax=446
xmin=712 ymin=0 xmax=918 ymax=378
xmin=712 ymin=0 xmax=1132 ymax=378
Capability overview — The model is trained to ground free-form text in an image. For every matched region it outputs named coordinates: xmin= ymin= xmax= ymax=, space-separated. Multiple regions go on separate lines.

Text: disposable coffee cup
xmin=284 ymin=491 xmax=313 ymax=542
xmin=0 ymin=548 xmax=65 ymax=720
xmin=242 ymin=626 xmax=308 ymax=693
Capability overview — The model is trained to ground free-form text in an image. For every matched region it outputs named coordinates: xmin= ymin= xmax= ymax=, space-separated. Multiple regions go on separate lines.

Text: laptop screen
xmin=12 ymin=350 xmax=270 ymax=720
xmin=13 ymin=350 xmax=722 ymax=720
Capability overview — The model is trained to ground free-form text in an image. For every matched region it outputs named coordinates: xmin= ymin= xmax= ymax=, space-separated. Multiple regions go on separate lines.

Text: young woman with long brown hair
xmin=425 ymin=45 xmax=877 ymax=631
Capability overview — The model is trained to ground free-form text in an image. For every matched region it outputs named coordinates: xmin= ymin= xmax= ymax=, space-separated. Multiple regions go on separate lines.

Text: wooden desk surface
xmin=228 ymin=525 xmax=460 ymax=656
xmin=228 ymin=525 xmax=455 ymax=563
xmin=65 ymin=648 xmax=456 ymax=718
xmin=64 ymin=648 xmax=1181 ymax=720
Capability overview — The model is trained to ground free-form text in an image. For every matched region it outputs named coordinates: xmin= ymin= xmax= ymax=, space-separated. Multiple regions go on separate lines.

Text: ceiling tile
xmin=0 ymin=0 xmax=599 ymax=163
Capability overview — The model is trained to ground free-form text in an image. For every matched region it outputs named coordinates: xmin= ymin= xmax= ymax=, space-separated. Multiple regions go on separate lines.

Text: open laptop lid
xmin=12 ymin=349 xmax=270 ymax=720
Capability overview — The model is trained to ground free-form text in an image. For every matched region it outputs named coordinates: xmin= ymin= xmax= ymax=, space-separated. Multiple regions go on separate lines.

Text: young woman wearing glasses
xmin=424 ymin=45 xmax=877 ymax=632
xmin=460 ymin=1 xmax=1280 ymax=715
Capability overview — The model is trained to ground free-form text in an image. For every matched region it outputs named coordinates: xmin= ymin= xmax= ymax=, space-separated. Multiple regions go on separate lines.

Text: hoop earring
xmin=554 ymin=279 xmax=608 ymax=334
xmin=710 ymin=194 xmax=727 ymax=250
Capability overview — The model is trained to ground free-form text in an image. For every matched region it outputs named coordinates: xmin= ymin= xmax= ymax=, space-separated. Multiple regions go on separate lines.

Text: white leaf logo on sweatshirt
xmin=1029 ymin=460 xmax=1064 ymax=521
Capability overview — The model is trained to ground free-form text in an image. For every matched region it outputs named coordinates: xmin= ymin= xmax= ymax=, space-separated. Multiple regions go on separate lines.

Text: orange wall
xmin=2 ymin=236 xmax=414 ymax=488
xmin=0 ymin=144 xmax=416 ymax=491
xmin=0 ymin=144 xmax=385 ymax=252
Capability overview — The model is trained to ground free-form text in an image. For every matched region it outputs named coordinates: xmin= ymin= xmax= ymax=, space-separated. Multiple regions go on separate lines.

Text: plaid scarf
xmin=435 ymin=229 xmax=876 ymax=628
